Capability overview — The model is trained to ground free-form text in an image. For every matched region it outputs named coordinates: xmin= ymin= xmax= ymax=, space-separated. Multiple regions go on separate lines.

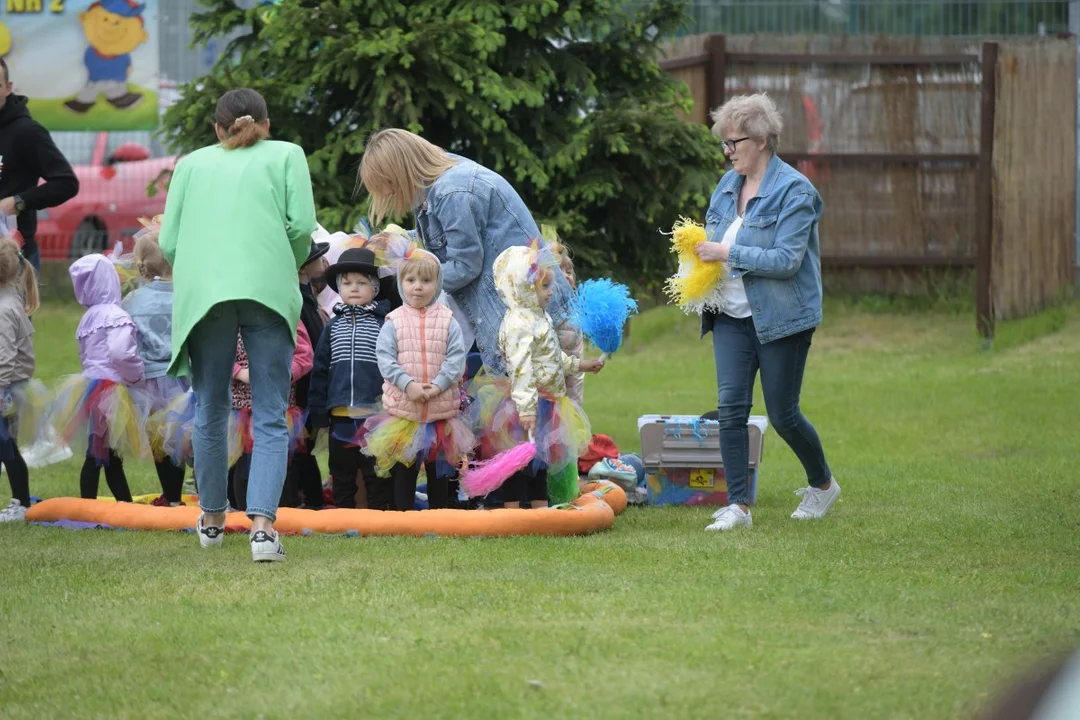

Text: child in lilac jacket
xmin=52 ymin=254 xmax=149 ymax=501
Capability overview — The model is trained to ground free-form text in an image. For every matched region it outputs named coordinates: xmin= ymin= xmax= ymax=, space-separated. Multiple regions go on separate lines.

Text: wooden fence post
xmin=976 ymin=41 xmax=999 ymax=343
xmin=705 ymin=34 xmax=727 ymax=122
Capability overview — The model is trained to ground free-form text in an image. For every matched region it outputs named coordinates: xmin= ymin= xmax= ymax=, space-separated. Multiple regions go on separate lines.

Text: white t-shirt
xmin=719 ymin=216 xmax=752 ymax=319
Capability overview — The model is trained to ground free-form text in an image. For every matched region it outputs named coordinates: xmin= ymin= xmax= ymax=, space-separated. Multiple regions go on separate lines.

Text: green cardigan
xmin=158 ymin=140 xmax=318 ymax=377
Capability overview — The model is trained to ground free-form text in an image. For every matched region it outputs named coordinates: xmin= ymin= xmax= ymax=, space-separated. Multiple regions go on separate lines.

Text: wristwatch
xmin=12 ymin=195 xmax=25 ymax=214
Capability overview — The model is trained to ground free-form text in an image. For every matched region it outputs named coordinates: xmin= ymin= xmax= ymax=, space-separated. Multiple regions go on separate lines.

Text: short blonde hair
xmin=710 ymin=93 xmax=783 ymax=153
xmin=358 ymin=129 xmax=458 ymax=224
xmin=399 ymin=251 xmax=440 ymax=283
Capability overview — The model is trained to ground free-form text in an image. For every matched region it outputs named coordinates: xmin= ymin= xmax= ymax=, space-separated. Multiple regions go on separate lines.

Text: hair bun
xmin=232 ymin=115 xmax=256 ymax=129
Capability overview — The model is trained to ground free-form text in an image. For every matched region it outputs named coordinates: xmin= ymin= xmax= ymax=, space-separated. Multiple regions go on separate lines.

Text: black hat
xmin=302 ymin=240 xmax=330 ymax=268
xmin=325 ymin=247 xmax=387 ymax=299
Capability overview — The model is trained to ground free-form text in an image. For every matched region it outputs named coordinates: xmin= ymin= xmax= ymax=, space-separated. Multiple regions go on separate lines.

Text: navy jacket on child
xmin=308 ymin=301 xmax=390 ymax=426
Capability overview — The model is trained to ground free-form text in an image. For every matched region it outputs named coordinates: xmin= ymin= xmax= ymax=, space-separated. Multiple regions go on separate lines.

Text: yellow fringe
xmin=663 ymin=217 xmax=726 ymax=312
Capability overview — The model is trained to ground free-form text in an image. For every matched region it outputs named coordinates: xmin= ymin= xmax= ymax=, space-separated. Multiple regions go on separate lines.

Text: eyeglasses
xmin=721 ymin=136 xmax=751 ymax=153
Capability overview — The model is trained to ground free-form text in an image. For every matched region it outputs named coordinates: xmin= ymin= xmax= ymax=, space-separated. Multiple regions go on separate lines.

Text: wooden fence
xmin=661 ymin=34 xmax=1076 ymax=338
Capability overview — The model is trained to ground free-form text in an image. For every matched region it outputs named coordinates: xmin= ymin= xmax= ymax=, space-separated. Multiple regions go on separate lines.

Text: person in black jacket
xmin=308 ymin=247 xmax=392 ymax=509
xmin=283 ymin=239 xmax=330 ymax=508
xmin=0 ymin=59 xmax=80 ymax=269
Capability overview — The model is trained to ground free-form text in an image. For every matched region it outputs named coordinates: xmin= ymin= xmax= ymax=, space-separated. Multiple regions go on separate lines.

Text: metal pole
xmin=976 ymin=42 xmax=999 ymax=344
xmin=1072 ymin=1 xmax=1080 ymax=290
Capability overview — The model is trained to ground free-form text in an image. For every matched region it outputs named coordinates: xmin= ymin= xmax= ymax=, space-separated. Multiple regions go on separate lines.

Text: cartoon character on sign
xmin=0 ymin=22 xmax=11 ymax=59
xmin=64 ymin=0 xmax=149 ymax=114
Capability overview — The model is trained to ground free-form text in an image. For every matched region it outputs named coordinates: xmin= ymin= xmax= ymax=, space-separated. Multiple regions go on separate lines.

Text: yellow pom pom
xmin=663 ymin=215 xmax=725 ymax=314
xmin=671 ymin=217 xmax=706 ymax=256
xmin=678 ymin=260 xmax=725 ymax=300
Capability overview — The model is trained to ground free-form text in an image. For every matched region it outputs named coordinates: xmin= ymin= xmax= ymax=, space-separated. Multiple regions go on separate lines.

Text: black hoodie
xmin=0 ymin=95 xmax=80 ymax=256
xmin=294 ymin=282 xmax=327 ymax=409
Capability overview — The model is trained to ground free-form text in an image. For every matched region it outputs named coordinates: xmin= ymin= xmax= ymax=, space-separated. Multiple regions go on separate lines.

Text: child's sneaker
xmin=705 ymin=504 xmax=752 ymax=531
xmin=0 ymin=499 xmax=27 ymax=523
xmin=250 ymin=530 xmax=286 ymax=562
xmin=791 ymin=478 xmax=841 ymax=520
xmin=196 ymin=513 xmax=224 ymax=548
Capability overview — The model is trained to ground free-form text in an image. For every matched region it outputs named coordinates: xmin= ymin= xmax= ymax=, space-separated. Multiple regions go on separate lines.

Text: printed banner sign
xmin=0 ymin=0 xmax=159 ymax=130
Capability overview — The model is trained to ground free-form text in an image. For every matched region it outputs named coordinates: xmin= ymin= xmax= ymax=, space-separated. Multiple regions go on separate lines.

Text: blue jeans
xmin=188 ymin=301 xmax=293 ymax=521
xmin=711 ymin=313 xmax=831 ymax=505
xmin=24 ymin=248 xmax=40 ymax=272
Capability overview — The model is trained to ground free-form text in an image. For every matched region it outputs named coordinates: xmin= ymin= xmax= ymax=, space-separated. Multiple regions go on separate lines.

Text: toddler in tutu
xmin=227 ymin=321 xmax=313 ymax=511
xmin=361 ymin=240 xmax=474 ymax=511
xmin=545 ymin=230 xmax=585 ymax=406
xmin=122 ymin=217 xmax=189 ymax=505
xmin=475 ymin=242 xmax=604 ymax=509
xmin=52 ymin=254 xmax=150 ymax=501
xmin=0 ymin=238 xmax=44 ymax=522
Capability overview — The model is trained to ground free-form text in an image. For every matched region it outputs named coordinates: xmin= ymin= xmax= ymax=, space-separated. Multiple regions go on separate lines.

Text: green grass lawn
xmin=2 ymin=299 xmax=1078 ymax=719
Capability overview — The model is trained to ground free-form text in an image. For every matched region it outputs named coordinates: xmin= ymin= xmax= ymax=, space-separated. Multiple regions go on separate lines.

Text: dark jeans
xmin=329 ymin=419 xmax=390 ymax=510
xmin=79 ymin=451 xmax=132 ymax=502
xmin=1 ymin=418 xmax=30 ymax=507
xmin=228 ymin=454 xmax=250 ymax=510
xmin=712 ymin=313 xmax=831 ymax=506
xmin=24 ymin=247 xmax=40 ymax=272
xmin=286 ymin=420 xmax=323 ymax=508
xmin=286 ymin=448 xmax=324 ymax=508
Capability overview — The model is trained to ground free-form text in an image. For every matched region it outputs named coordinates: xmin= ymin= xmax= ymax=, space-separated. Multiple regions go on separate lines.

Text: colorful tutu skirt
xmin=228 ymin=406 xmax=307 ymax=468
xmin=0 ymin=380 xmax=51 ymax=461
xmin=155 ymin=397 xmax=308 ymax=468
xmin=144 ymin=376 xmax=191 ymax=465
xmin=470 ymin=375 xmax=591 ymax=476
xmin=157 ymin=388 xmax=197 ymax=467
xmin=358 ymin=413 xmax=476 ymax=478
xmin=50 ymin=375 xmax=152 ymax=465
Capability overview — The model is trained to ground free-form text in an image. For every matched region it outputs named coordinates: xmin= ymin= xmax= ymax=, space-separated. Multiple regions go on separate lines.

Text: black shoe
xmin=64 ymin=99 xmax=94 ymax=114
xmin=107 ymin=93 xmax=144 ymax=109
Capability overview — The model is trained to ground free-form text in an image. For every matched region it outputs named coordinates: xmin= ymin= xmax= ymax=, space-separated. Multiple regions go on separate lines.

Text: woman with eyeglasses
xmin=696 ymin=93 xmax=840 ymax=532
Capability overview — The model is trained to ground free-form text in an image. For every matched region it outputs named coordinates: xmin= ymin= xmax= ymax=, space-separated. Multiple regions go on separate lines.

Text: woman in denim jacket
xmin=696 ymin=94 xmax=840 ymax=532
xmin=357 ymin=129 xmax=571 ymax=375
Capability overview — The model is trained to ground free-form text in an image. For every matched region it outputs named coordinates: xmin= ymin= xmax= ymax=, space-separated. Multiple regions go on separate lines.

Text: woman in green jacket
xmin=159 ymin=88 xmax=318 ymax=562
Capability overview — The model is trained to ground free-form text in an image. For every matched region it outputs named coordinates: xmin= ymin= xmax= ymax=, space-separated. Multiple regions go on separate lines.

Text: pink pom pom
xmin=460 ymin=442 xmax=537 ymax=498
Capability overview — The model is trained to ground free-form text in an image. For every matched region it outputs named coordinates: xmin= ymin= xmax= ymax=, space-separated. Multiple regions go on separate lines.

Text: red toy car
xmin=36 ymin=131 xmax=177 ymax=259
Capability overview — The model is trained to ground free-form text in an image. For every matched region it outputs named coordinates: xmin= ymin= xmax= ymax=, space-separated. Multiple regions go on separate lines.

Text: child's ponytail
xmin=0 ymin=238 xmax=37 ymax=316
xmin=19 ymin=258 xmax=39 ymax=316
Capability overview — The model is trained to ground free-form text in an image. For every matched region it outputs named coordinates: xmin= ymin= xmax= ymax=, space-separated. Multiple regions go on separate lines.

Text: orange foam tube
xmin=25 ymin=482 xmax=628 ymax=537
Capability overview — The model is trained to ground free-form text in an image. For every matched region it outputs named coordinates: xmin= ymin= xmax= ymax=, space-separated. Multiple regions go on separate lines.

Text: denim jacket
xmin=702 ymin=154 xmax=824 ymax=344
xmin=122 ymin=279 xmax=174 ymax=379
xmin=414 ymin=155 xmax=570 ymax=374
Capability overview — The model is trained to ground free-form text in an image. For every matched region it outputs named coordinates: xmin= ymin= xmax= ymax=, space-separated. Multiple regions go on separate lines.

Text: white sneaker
xmin=705 ymin=504 xmax=752 ymax=531
xmin=22 ymin=439 xmax=73 ymax=469
xmin=0 ymin=499 xmax=27 ymax=523
xmin=250 ymin=530 xmax=286 ymax=562
xmin=196 ymin=513 xmax=224 ymax=548
xmin=791 ymin=479 xmax=841 ymax=520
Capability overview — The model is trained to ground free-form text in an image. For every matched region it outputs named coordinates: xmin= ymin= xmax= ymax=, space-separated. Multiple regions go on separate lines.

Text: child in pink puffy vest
xmin=360 ymin=245 xmax=474 ymax=511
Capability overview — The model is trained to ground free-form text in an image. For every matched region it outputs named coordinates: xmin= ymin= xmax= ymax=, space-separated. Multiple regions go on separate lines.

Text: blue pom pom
xmin=572 ymin=279 xmax=638 ymax=355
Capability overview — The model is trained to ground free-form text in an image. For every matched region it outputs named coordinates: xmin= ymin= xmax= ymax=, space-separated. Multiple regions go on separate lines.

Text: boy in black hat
xmin=282 ymin=239 xmax=331 ymax=508
xmin=308 ymin=245 xmax=393 ymax=509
